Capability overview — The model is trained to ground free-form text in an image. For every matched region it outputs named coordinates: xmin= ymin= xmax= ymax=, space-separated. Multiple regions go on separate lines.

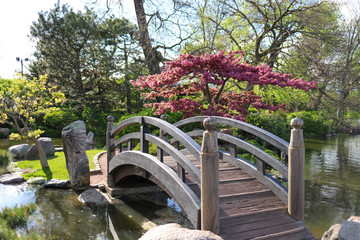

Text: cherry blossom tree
xmin=131 ymin=51 xmax=317 ymax=121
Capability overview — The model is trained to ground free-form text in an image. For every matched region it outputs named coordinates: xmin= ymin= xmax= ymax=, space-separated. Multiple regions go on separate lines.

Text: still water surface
xmin=2 ymin=134 xmax=360 ymax=239
xmin=305 ymin=134 xmax=360 ymax=239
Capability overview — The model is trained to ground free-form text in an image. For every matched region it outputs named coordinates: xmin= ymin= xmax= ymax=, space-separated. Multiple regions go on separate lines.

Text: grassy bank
xmin=15 ymin=149 xmax=104 ymax=180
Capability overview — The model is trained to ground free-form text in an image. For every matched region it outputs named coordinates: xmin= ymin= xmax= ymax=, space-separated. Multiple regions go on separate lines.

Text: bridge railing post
xmin=201 ymin=117 xmax=219 ymax=234
xmin=288 ymin=117 xmax=305 ymax=221
xmin=140 ymin=117 xmax=149 ymax=154
xmin=106 ymin=115 xmax=115 ymax=187
xmin=158 ymin=114 xmax=168 ymax=162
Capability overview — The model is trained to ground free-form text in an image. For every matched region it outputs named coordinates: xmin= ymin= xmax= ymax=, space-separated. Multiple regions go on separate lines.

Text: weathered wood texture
xmin=201 ymin=117 xmax=219 ymax=234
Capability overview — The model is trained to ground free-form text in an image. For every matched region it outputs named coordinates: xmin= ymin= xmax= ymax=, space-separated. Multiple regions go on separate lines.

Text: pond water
xmin=0 ymin=138 xmax=63 ymax=150
xmin=305 ymin=134 xmax=360 ymax=239
xmin=0 ymin=184 xmax=191 ymax=240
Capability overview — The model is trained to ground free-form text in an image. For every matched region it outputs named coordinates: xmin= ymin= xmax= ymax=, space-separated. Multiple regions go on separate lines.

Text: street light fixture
xmin=16 ymin=57 xmax=29 ymax=77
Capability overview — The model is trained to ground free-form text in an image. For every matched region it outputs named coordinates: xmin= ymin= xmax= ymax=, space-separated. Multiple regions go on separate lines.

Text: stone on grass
xmin=139 ymin=223 xmax=223 ymax=240
xmin=27 ymin=177 xmax=46 ymax=185
xmin=85 ymin=131 xmax=95 ymax=150
xmin=44 ymin=179 xmax=71 ymax=189
xmin=62 ymin=120 xmax=90 ymax=190
xmin=78 ymin=188 xmax=108 ymax=205
xmin=8 ymin=144 xmax=30 ymax=160
xmin=0 ymin=174 xmax=25 ymax=184
xmin=25 ymin=137 xmax=55 ymax=160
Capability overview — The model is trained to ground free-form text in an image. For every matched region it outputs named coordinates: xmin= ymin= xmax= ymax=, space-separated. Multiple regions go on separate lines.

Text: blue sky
xmin=0 ymin=0 xmax=357 ymax=79
xmin=0 ymin=0 xmax=135 ymax=79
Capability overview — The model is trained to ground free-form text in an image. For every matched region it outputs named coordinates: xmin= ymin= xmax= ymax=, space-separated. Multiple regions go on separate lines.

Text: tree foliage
xmin=0 ymin=76 xmax=65 ymax=168
xmin=30 ymin=4 xmax=143 ymax=113
xmin=131 ymin=51 xmax=317 ymax=120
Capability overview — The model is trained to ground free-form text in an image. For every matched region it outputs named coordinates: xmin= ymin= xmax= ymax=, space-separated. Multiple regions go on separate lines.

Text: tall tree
xmin=30 ymin=4 xmax=140 ymax=112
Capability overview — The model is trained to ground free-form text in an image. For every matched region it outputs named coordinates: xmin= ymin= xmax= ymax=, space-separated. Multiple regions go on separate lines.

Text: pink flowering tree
xmin=131 ymin=51 xmax=317 ymax=121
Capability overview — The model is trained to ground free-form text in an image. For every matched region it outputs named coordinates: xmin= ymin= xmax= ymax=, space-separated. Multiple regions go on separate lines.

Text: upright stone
xmin=85 ymin=131 xmax=95 ymax=150
xmin=62 ymin=120 xmax=90 ymax=190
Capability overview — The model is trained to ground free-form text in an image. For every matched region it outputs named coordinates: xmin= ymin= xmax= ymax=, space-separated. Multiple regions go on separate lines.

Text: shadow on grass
xmin=42 ymin=167 xmax=53 ymax=180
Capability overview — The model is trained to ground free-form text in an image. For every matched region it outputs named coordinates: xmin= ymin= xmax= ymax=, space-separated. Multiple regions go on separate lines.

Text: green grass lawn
xmin=15 ymin=149 xmax=105 ymax=180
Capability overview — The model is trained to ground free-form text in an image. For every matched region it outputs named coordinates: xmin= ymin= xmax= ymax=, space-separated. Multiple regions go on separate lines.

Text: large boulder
xmin=0 ymin=128 xmax=10 ymax=138
xmin=322 ymin=216 xmax=360 ymax=240
xmin=8 ymin=144 xmax=30 ymax=160
xmin=62 ymin=120 xmax=90 ymax=190
xmin=322 ymin=224 xmax=341 ymax=240
xmin=78 ymin=188 xmax=108 ymax=205
xmin=25 ymin=137 xmax=55 ymax=160
xmin=0 ymin=174 xmax=25 ymax=184
xmin=44 ymin=179 xmax=71 ymax=189
xmin=139 ymin=223 xmax=223 ymax=240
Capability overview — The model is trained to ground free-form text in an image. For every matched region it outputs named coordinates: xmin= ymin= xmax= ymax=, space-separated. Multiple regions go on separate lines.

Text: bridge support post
xmin=107 ymin=115 xmax=115 ymax=187
xmin=288 ymin=118 xmax=305 ymax=221
xmin=201 ymin=117 xmax=219 ymax=234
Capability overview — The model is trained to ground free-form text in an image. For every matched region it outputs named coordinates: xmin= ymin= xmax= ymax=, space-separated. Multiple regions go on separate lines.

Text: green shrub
xmin=0 ymin=150 xmax=11 ymax=168
xmin=287 ymin=111 xmax=332 ymax=137
xmin=133 ymin=142 xmax=158 ymax=156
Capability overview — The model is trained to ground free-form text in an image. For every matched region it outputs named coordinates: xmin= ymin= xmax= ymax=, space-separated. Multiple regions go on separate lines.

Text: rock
xmin=27 ymin=177 xmax=46 ymax=185
xmin=322 ymin=224 xmax=341 ymax=240
xmin=339 ymin=216 xmax=360 ymax=240
xmin=0 ymin=174 xmax=25 ymax=184
xmin=78 ymin=188 xmax=108 ymax=205
xmin=62 ymin=120 xmax=90 ymax=190
xmin=8 ymin=144 xmax=30 ymax=160
xmin=44 ymin=179 xmax=71 ymax=189
xmin=139 ymin=223 xmax=223 ymax=240
xmin=0 ymin=128 xmax=10 ymax=138
xmin=25 ymin=137 xmax=55 ymax=160
xmin=85 ymin=131 xmax=95 ymax=150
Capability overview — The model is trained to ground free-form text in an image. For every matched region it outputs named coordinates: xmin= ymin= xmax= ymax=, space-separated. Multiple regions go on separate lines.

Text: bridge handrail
xmin=174 ymin=116 xmax=289 ymax=153
xmin=171 ymin=130 xmax=288 ymax=179
xmin=111 ymin=116 xmax=201 ymax=160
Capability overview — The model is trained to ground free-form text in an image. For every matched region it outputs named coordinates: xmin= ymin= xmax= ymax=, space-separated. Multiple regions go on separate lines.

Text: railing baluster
xmin=158 ymin=114 xmax=168 ymax=162
xmin=140 ymin=117 xmax=149 ymax=154
xmin=256 ymin=158 xmax=266 ymax=175
xmin=201 ymin=117 xmax=219 ymax=234
xmin=106 ymin=115 xmax=115 ymax=187
xmin=229 ymin=143 xmax=237 ymax=159
xmin=288 ymin=118 xmax=305 ymax=221
xmin=128 ymin=139 xmax=133 ymax=150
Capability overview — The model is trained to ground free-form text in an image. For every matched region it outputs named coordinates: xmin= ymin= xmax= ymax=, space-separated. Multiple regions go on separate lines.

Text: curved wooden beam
xmin=111 ymin=116 xmax=201 ymax=161
xmin=174 ymin=116 xmax=289 ymax=153
xmin=113 ymin=132 xmax=141 ymax=150
xmin=108 ymin=151 xmax=201 ymax=228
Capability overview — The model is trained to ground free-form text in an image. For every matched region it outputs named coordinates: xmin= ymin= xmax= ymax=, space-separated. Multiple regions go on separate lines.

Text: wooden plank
xmin=223 ymin=221 xmax=306 ymax=240
xmin=220 ymin=207 xmax=287 ymax=228
xmin=219 ymin=189 xmax=272 ymax=204
xmin=219 ymin=180 xmax=268 ymax=196
xmin=253 ymin=228 xmax=306 ymax=240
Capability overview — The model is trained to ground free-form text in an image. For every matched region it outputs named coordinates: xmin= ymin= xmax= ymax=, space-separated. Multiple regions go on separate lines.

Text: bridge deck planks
xmin=163 ymin=153 xmax=315 ymax=240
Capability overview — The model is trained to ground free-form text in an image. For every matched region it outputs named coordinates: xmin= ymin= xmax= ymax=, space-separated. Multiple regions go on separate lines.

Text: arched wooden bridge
xmin=105 ymin=115 xmax=315 ymax=240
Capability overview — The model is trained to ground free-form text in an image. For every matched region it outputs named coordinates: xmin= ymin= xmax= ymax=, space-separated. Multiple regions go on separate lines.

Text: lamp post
xmin=16 ymin=57 xmax=29 ymax=77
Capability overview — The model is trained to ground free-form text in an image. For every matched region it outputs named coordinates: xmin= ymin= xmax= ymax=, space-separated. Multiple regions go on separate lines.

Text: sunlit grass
xmin=15 ymin=149 xmax=105 ymax=180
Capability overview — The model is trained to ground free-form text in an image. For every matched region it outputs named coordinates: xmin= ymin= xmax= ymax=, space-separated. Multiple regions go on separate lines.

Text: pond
xmin=0 ymin=138 xmax=63 ymax=151
xmin=0 ymin=183 xmax=191 ymax=240
xmin=305 ymin=134 xmax=360 ymax=239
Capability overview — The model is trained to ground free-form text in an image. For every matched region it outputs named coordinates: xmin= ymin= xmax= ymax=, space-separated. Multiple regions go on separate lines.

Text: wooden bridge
xmin=105 ymin=115 xmax=315 ymax=240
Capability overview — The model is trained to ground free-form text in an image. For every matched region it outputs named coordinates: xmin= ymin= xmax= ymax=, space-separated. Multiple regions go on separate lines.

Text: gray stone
xmin=25 ymin=137 xmax=55 ymax=160
xmin=78 ymin=188 xmax=108 ymax=205
xmin=8 ymin=144 xmax=30 ymax=160
xmin=339 ymin=216 xmax=360 ymax=240
xmin=322 ymin=224 xmax=341 ymax=240
xmin=85 ymin=131 xmax=95 ymax=150
xmin=27 ymin=177 xmax=46 ymax=185
xmin=139 ymin=223 xmax=223 ymax=240
xmin=0 ymin=128 xmax=10 ymax=138
xmin=62 ymin=120 xmax=90 ymax=190
xmin=0 ymin=174 xmax=25 ymax=184
xmin=44 ymin=179 xmax=71 ymax=189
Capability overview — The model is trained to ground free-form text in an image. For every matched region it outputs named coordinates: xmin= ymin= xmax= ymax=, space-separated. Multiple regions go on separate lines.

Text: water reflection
xmin=305 ymin=134 xmax=360 ymax=238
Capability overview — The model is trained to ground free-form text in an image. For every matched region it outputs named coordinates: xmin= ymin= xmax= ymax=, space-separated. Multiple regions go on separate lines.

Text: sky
xmin=0 ymin=0 xmax=358 ymax=79
xmin=0 ymin=0 xmax=135 ymax=79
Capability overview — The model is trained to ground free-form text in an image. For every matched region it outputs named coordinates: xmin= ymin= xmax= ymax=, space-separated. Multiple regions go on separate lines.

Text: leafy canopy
xmin=131 ymin=51 xmax=317 ymax=120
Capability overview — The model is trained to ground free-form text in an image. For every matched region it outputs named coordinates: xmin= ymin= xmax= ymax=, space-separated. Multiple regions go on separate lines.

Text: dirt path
xmin=90 ymin=153 xmax=107 ymax=186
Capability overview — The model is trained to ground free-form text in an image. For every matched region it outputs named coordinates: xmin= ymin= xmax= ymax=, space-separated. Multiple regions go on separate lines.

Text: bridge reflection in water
xmin=105 ymin=115 xmax=316 ymax=240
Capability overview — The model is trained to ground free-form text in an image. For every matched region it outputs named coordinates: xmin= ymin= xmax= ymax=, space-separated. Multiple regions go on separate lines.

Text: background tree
xmin=131 ymin=51 xmax=317 ymax=120
xmin=0 ymin=76 xmax=65 ymax=168
xmin=29 ymin=4 xmax=142 ymax=113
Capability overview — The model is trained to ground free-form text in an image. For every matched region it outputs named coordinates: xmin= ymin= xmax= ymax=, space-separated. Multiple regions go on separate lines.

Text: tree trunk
xmin=32 ymin=137 xmax=49 ymax=168
xmin=133 ymin=0 xmax=162 ymax=74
